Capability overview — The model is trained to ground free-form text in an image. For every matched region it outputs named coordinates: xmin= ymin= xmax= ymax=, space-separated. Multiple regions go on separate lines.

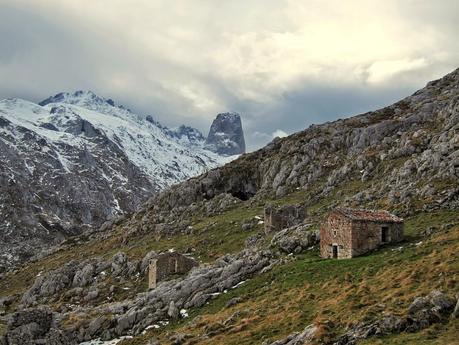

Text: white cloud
xmin=366 ymin=58 xmax=429 ymax=84
xmin=272 ymin=130 xmax=288 ymax=138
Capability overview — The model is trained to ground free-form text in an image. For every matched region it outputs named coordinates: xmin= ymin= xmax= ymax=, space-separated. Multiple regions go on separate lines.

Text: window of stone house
xmin=333 ymin=230 xmax=337 ymax=237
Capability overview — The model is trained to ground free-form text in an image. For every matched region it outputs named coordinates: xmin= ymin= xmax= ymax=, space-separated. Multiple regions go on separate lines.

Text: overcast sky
xmin=0 ymin=1 xmax=458 ymax=150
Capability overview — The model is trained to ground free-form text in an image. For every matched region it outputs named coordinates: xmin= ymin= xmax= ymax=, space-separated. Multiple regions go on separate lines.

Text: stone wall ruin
xmin=148 ymin=252 xmax=198 ymax=289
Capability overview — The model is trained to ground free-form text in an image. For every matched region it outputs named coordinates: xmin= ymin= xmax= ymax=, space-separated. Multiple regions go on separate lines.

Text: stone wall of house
xmin=320 ymin=211 xmax=353 ymax=259
xmin=351 ymin=221 xmax=404 ymax=257
xmin=264 ymin=203 xmax=307 ymax=234
xmin=148 ymin=252 xmax=198 ymax=289
xmin=320 ymin=210 xmax=405 ymax=259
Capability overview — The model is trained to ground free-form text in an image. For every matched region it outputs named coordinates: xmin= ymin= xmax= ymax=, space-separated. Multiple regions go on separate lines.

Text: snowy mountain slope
xmin=0 ymin=91 xmax=235 ymax=271
xmin=28 ymin=91 xmax=228 ymax=187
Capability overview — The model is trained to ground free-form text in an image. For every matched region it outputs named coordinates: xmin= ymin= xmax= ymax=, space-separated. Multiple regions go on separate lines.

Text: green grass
xmin=404 ymin=209 xmax=459 ymax=237
xmin=123 ymin=203 xmax=265 ymax=262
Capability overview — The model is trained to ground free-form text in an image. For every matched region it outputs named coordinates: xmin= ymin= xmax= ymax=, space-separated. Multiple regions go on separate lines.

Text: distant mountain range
xmin=0 ymin=90 xmax=245 ymax=271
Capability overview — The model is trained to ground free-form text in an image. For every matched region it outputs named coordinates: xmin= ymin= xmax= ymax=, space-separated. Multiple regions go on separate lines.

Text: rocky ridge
xmin=119 ymin=68 xmax=459 ymax=241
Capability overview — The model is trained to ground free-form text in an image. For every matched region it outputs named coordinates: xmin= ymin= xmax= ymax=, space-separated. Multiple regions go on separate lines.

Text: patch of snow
xmin=231 ymin=280 xmax=246 ymax=289
xmin=79 ymin=336 xmax=132 ymax=345
xmin=145 ymin=324 xmax=160 ymax=330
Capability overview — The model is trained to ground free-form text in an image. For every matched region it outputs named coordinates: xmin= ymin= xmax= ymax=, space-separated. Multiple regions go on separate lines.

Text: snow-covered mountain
xmin=0 ymin=91 xmax=236 ymax=271
xmin=37 ymin=90 xmax=231 ymax=187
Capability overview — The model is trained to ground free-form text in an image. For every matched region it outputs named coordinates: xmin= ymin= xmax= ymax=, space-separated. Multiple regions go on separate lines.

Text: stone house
xmin=320 ymin=208 xmax=404 ymax=259
xmin=148 ymin=252 xmax=198 ymax=289
xmin=264 ymin=203 xmax=307 ymax=234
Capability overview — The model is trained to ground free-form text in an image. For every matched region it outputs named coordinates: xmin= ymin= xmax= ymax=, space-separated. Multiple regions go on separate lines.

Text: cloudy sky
xmin=0 ymin=0 xmax=458 ymax=150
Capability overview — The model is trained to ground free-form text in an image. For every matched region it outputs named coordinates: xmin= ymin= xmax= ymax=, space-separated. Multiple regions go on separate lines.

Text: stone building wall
xmin=264 ymin=203 xmax=307 ymax=234
xmin=320 ymin=209 xmax=404 ymax=259
xmin=351 ymin=221 xmax=404 ymax=257
xmin=320 ymin=211 xmax=353 ymax=259
xmin=148 ymin=252 xmax=198 ymax=289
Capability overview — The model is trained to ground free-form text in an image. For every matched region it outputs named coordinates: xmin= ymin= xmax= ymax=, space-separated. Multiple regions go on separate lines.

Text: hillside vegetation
xmin=1 ymin=69 xmax=458 ymax=344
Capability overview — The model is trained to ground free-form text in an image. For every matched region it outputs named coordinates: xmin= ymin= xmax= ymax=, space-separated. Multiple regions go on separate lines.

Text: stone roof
xmin=334 ymin=208 xmax=403 ymax=223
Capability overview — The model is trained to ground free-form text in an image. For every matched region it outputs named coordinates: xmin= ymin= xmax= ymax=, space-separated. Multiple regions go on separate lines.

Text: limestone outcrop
xmin=205 ymin=112 xmax=246 ymax=155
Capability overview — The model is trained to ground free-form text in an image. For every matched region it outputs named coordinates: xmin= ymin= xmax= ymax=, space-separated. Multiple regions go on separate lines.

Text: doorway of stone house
xmin=332 ymin=244 xmax=338 ymax=258
xmin=381 ymin=226 xmax=389 ymax=243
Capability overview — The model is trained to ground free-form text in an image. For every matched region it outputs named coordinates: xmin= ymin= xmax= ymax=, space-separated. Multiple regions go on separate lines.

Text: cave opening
xmin=230 ymin=190 xmax=254 ymax=201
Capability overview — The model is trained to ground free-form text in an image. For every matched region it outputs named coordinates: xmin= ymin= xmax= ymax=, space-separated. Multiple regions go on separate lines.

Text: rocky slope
xmin=204 ymin=112 xmax=246 ymax=155
xmin=0 ymin=69 xmax=458 ymax=345
xmin=0 ymin=91 xmax=238 ymax=272
xmin=121 ymin=68 xmax=458 ymax=240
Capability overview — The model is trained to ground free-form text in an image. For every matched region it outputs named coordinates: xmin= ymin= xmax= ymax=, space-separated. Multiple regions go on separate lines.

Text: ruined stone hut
xmin=320 ymin=208 xmax=404 ymax=259
xmin=264 ymin=203 xmax=307 ymax=234
xmin=148 ymin=252 xmax=198 ymax=289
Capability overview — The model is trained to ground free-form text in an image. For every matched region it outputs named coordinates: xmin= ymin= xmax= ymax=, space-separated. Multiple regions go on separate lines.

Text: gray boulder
xmin=167 ymin=301 xmax=179 ymax=319
xmin=266 ymin=324 xmax=318 ymax=345
xmin=72 ymin=263 xmax=95 ymax=287
xmin=271 ymin=224 xmax=319 ymax=254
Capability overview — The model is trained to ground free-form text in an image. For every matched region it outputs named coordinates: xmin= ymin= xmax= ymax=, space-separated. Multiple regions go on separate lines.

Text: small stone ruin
xmin=264 ymin=202 xmax=307 ymax=234
xmin=148 ymin=251 xmax=198 ymax=289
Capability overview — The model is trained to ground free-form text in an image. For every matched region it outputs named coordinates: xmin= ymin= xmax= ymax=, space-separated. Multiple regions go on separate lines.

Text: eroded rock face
xmin=1 ymin=308 xmax=76 ymax=345
xmin=102 ymin=249 xmax=272 ymax=338
xmin=205 ymin=112 xmax=246 ymax=155
xmin=20 ymin=252 xmax=141 ymax=307
xmin=4 ymin=249 xmax=272 ymax=344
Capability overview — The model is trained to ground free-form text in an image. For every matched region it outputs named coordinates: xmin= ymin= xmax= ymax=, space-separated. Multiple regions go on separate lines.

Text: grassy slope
xmin=118 ymin=211 xmax=459 ymax=345
xmin=0 ymin=183 xmax=458 ymax=343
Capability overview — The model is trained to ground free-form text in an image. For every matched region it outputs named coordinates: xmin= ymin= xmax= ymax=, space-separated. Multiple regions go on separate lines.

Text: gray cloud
xmin=0 ymin=0 xmax=457 ymax=150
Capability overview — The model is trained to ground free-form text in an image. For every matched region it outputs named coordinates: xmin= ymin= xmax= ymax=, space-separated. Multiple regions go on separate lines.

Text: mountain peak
xmin=38 ymin=90 xmax=128 ymax=112
xmin=205 ymin=112 xmax=246 ymax=155
xmin=215 ymin=112 xmax=241 ymax=121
